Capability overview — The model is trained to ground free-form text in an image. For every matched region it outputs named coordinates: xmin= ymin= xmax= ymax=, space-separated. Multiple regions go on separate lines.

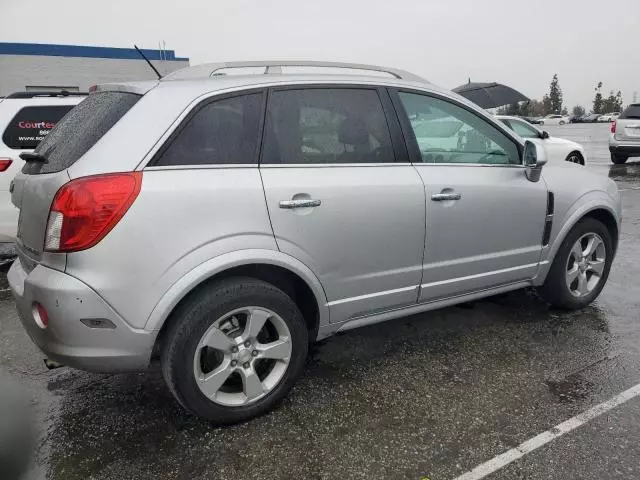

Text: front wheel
xmin=161 ymin=277 xmax=308 ymax=424
xmin=611 ymin=153 xmax=628 ymax=164
xmin=539 ymin=121 xmax=545 ymax=126
xmin=559 ymin=120 xmax=566 ymax=125
xmin=566 ymin=151 xmax=584 ymax=165
xmin=538 ymin=218 xmax=613 ymax=309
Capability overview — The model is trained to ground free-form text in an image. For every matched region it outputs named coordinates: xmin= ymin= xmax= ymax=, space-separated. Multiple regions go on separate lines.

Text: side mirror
xmin=523 ymin=140 xmax=547 ymax=182
xmin=540 ymin=130 xmax=550 ymax=139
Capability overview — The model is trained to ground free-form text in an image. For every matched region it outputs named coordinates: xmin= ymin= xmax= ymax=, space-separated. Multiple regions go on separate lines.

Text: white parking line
xmin=453 ymin=382 xmax=640 ymax=480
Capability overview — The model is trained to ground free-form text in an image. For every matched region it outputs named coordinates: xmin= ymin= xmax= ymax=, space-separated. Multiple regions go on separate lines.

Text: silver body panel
xmin=7 ymin=68 xmax=622 ymax=372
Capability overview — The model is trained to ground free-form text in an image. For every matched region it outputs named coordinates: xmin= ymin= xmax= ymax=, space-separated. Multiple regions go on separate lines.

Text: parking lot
xmin=1 ymin=122 xmax=640 ymax=480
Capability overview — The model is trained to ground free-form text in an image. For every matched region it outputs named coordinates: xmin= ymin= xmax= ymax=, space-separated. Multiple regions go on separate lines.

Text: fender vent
xmin=542 ymin=191 xmax=554 ymax=245
xmin=547 ymin=191 xmax=555 ymax=215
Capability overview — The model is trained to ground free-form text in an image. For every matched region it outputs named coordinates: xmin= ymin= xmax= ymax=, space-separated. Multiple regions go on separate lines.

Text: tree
xmin=542 ymin=94 xmax=553 ymax=116
xmin=572 ymin=105 xmax=586 ymax=117
xmin=615 ymin=91 xmax=623 ymax=111
xmin=549 ymin=74 xmax=563 ymax=113
xmin=602 ymin=90 xmax=618 ymax=113
xmin=506 ymin=102 xmax=521 ymax=115
xmin=561 ymin=107 xmax=568 ymax=116
xmin=519 ymin=100 xmax=533 ymax=117
xmin=593 ymin=81 xmax=603 ymax=114
xmin=529 ymin=99 xmax=546 ymax=117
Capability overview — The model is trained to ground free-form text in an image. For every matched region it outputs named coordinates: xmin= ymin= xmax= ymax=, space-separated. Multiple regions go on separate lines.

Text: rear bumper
xmin=609 ymin=142 xmax=640 ymax=157
xmin=7 ymin=259 xmax=156 ymax=372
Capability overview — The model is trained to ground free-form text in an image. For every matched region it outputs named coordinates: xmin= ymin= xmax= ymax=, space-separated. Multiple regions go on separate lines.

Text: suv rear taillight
xmin=44 ymin=172 xmax=142 ymax=252
xmin=0 ymin=158 xmax=13 ymax=172
xmin=611 ymin=120 xmax=617 ymax=134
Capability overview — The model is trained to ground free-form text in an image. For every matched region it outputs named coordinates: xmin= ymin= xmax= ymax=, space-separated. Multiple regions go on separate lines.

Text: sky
xmin=1 ymin=0 xmax=639 ymax=110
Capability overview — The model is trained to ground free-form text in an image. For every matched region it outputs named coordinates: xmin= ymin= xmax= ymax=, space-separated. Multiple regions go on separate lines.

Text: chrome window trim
xmin=145 ymin=164 xmax=258 ymax=170
xmin=413 ymin=162 xmax=526 ymax=168
xmin=259 ymin=163 xmax=412 ymax=168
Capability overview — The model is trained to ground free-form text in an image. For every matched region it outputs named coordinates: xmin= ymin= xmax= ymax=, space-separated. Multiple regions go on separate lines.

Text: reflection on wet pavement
xmin=609 ymin=162 xmax=640 ymax=180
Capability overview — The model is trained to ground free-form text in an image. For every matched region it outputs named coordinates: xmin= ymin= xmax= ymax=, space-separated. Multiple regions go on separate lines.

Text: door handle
xmin=279 ymin=199 xmax=322 ymax=209
xmin=431 ymin=192 xmax=461 ymax=201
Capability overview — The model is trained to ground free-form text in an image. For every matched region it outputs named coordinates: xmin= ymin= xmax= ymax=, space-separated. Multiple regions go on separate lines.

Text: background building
xmin=0 ymin=42 xmax=189 ymax=96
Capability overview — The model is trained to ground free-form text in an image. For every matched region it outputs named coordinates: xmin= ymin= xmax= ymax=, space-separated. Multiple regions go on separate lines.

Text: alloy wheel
xmin=567 ymin=153 xmax=582 ymax=164
xmin=193 ymin=307 xmax=292 ymax=406
xmin=565 ymin=233 xmax=606 ymax=297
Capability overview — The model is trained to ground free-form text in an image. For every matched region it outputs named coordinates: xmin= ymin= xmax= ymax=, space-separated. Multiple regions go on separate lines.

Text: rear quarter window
xmin=22 ymin=92 xmax=140 ymax=175
xmin=2 ymin=105 xmax=74 ymax=149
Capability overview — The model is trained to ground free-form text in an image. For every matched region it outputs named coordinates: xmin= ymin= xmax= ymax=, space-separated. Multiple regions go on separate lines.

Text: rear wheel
xmin=559 ymin=120 xmax=566 ymax=125
xmin=611 ymin=153 xmax=628 ymax=164
xmin=161 ymin=277 xmax=308 ymax=424
xmin=538 ymin=218 xmax=613 ymax=309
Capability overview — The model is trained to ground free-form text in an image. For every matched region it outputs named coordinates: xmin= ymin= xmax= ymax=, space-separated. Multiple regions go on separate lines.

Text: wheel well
xmin=583 ymin=208 xmax=619 ymax=253
xmin=153 ymin=264 xmax=320 ymax=358
xmin=566 ymin=150 xmax=584 ymax=165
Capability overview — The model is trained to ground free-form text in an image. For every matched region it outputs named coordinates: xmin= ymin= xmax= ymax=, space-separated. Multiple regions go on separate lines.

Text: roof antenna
xmin=134 ymin=44 xmax=162 ymax=80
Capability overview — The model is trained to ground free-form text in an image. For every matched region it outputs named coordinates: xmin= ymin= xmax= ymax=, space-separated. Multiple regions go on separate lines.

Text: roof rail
xmin=163 ymin=61 xmax=426 ymax=82
xmin=5 ymin=91 xmax=88 ymax=99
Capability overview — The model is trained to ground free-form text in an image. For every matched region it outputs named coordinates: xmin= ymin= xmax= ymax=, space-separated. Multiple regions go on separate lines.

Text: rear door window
xmin=261 ymin=88 xmax=395 ymax=164
xmin=22 ymin=92 xmax=140 ymax=175
xmin=154 ymin=93 xmax=264 ymax=166
xmin=2 ymin=106 xmax=74 ymax=150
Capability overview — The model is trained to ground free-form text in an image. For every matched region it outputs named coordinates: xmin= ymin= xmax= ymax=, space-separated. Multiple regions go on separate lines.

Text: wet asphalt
xmin=1 ymin=123 xmax=640 ymax=480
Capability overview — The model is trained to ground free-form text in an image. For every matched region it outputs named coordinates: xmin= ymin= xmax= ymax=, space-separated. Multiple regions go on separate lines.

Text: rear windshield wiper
xmin=19 ymin=152 xmax=48 ymax=163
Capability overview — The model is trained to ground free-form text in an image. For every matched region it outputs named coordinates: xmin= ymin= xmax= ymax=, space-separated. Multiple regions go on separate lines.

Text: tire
xmin=538 ymin=218 xmax=613 ymax=309
xmin=539 ymin=121 xmax=544 ymax=126
xmin=559 ymin=120 xmax=565 ymax=125
xmin=565 ymin=151 xmax=584 ymax=165
xmin=161 ymin=277 xmax=308 ymax=424
xmin=610 ymin=153 xmax=628 ymax=164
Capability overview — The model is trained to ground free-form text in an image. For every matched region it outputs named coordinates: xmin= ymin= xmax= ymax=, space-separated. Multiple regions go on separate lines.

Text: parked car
xmin=496 ymin=115 xmax=586 ymax=165
xmin=598 ymin=112 xmax=620 ymax=122
xmin=576 ymin=113 xmax=602 ymax=123
xmin=8 ymin=61 xmax=621 ymax=424
xmin=539 ymin=114 xmax=570 ymax=126
xmin=609 ymin=103 xmax=640 ymax=164
xmin=0 ymin=91 xmax=85 ymax=245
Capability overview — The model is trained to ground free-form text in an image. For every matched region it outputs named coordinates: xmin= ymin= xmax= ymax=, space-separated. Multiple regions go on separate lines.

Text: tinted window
xmin=262 ymin=88 xmax=394 ymax=164
xmin=23 ymin=92 xmax=140 ymax=175
xmin=2 ymin=105 xmax=74 ymax=149
xmin=156 ymin=93 xmax=263 ymax=166
xmin=398 ymin=92 xmax=520 ymax=165
xmin=504 ymin=118 xmax=539 ymax=139
xmin=620 ymin=104 xmax=640 ymax=119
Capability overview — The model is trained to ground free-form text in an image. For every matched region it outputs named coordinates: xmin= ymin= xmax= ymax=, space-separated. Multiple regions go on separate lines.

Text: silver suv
xmin=8 ymin=62 xmax=621 ymax=424
xmin=609 ymin=103 xmax=640 ymax=164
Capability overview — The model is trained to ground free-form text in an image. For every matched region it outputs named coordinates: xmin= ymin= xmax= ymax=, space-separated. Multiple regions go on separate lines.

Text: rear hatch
xmin=12 ymin=92 xmax=141 ymax=266
xmin=615 ymin=104 xmax=640 ymax=142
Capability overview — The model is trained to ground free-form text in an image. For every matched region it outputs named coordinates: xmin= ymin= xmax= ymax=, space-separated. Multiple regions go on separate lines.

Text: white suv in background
xmin=609 ymin=104 xmax=640 ymax=164
xmin=0 ymin=92 xmax=85 ymax=247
